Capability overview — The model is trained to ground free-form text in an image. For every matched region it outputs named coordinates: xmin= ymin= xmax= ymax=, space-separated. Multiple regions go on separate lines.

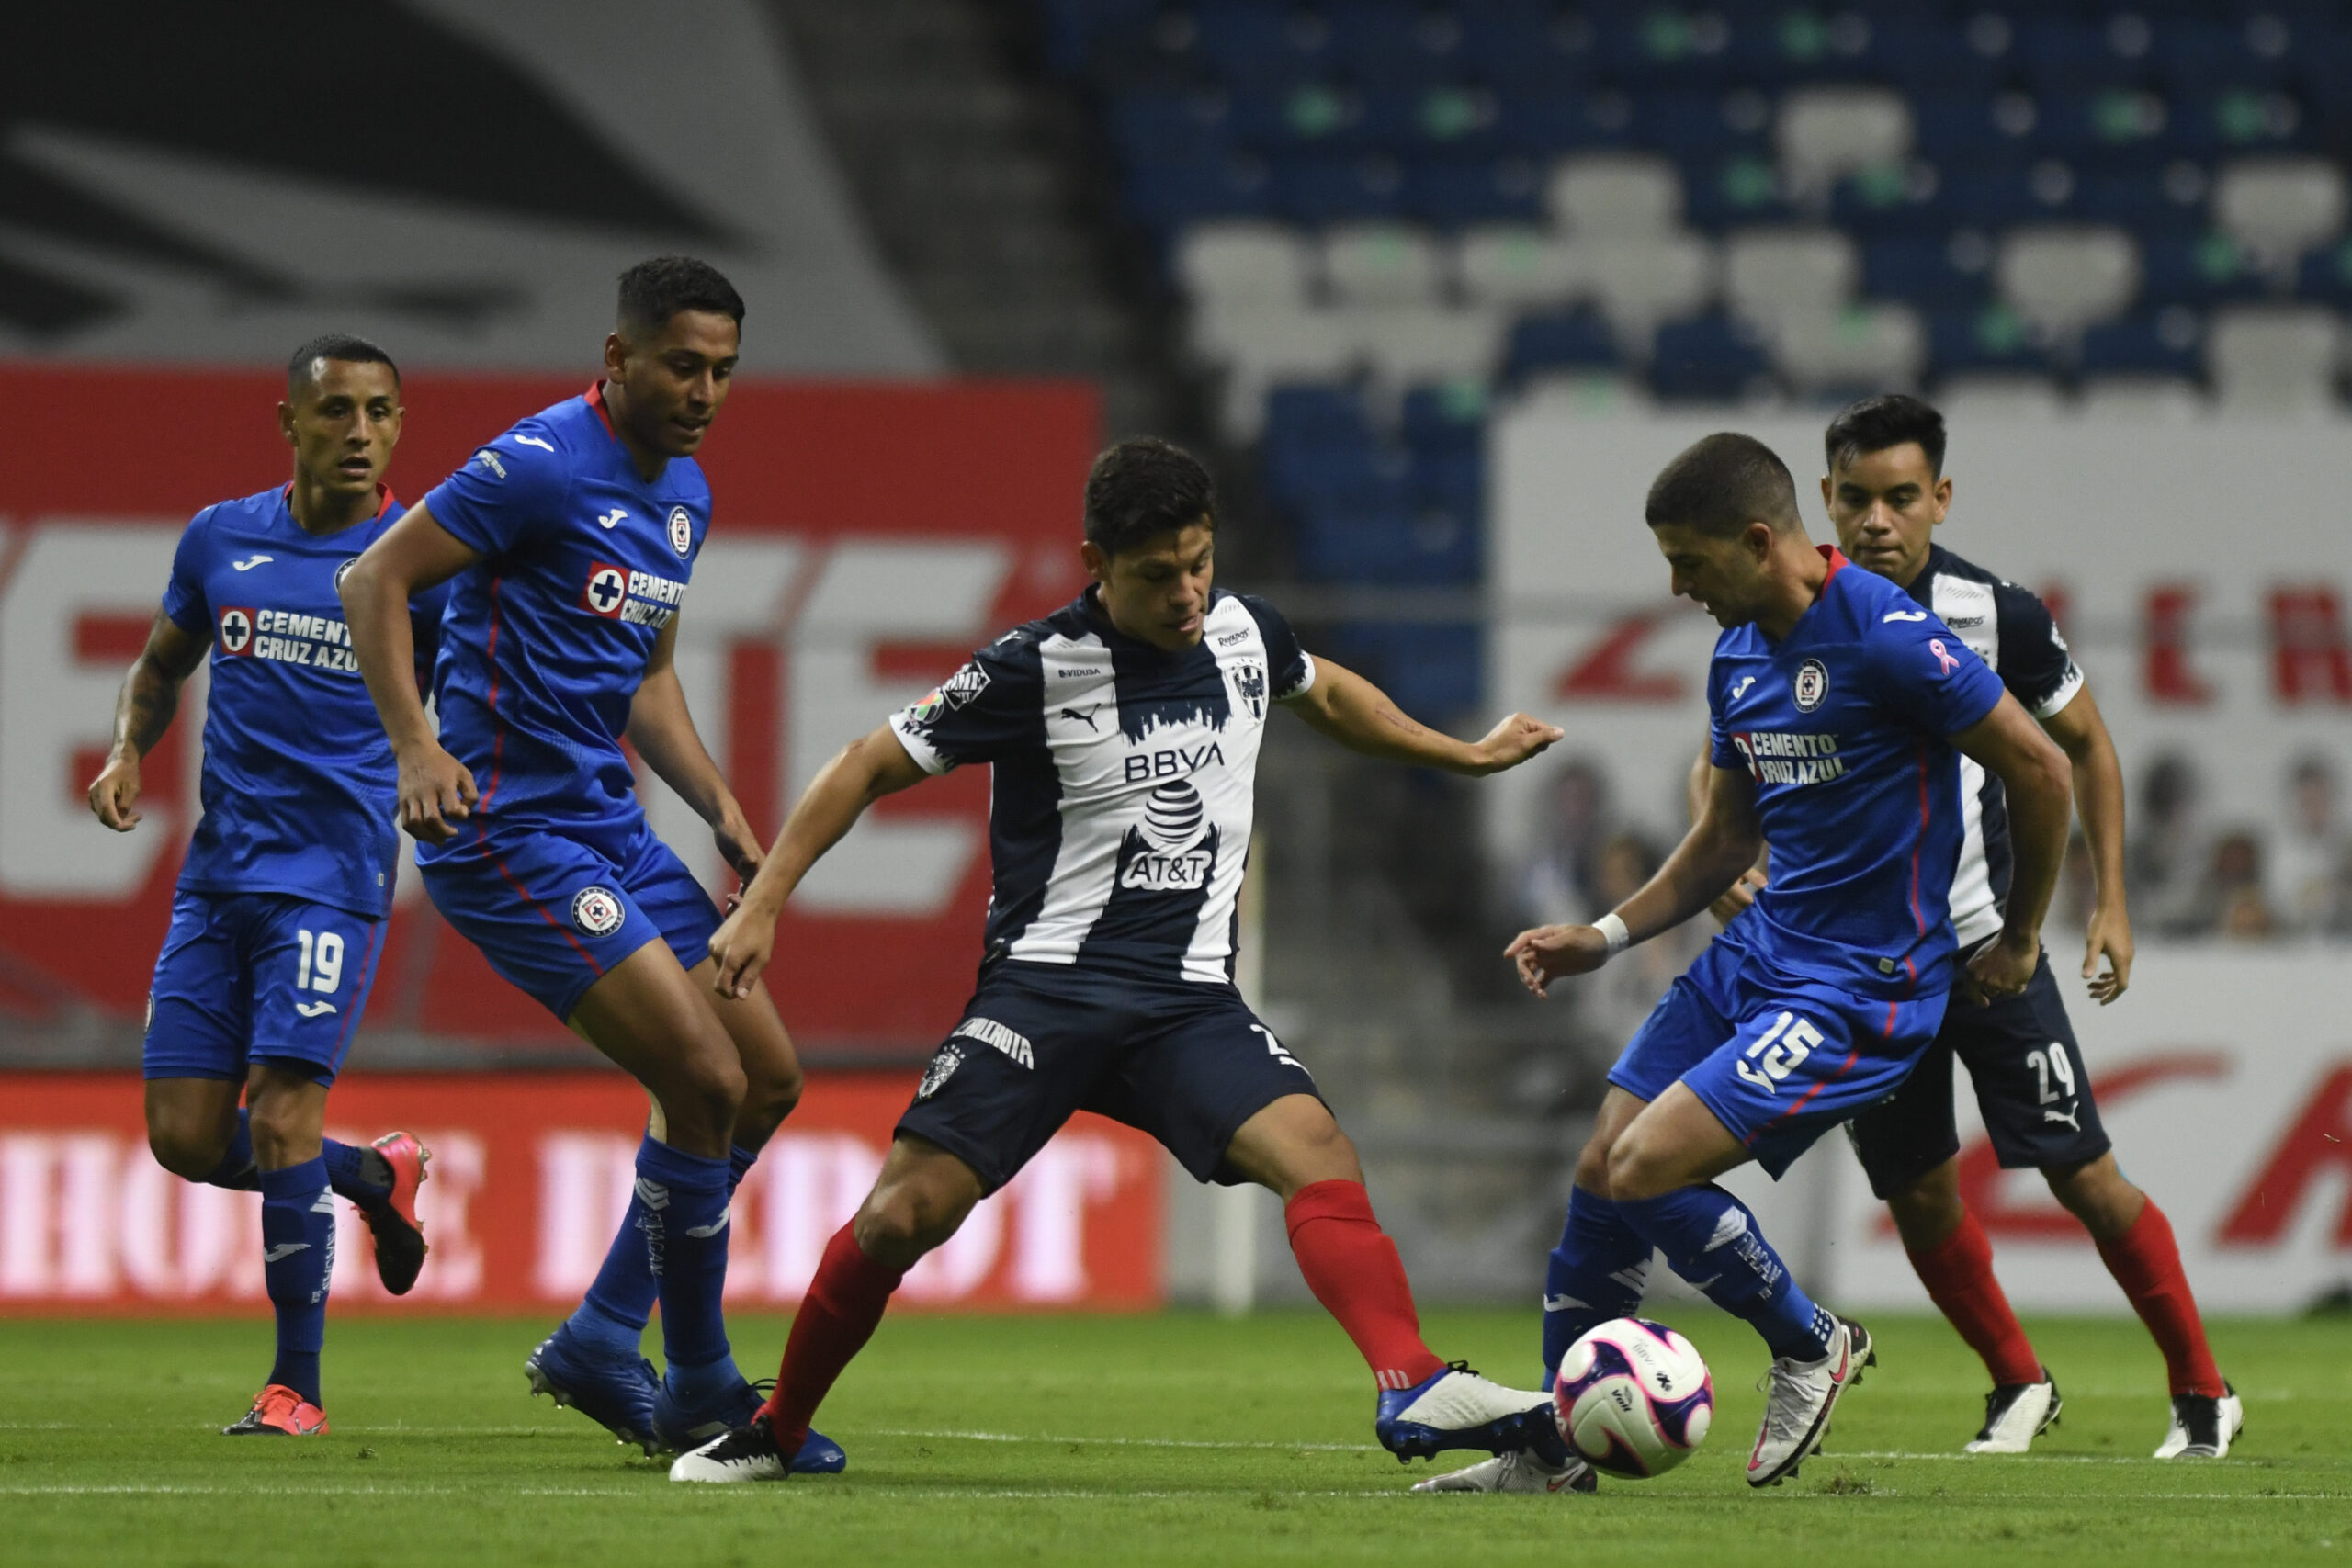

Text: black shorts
xmin=1849 ymin=952 xmax=2111 ymax=1201
xmin=895 ymin=961 xmax=1323 ymax=1195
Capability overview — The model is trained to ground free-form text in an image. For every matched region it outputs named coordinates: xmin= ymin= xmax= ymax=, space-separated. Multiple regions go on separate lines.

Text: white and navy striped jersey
xmin=888 ymin=588 xmax=1315 ymax=986
xmin=1903 ymin=545 xmax=2084 ymax=947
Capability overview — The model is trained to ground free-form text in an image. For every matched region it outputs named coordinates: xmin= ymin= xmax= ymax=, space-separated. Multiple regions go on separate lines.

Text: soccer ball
xmin=1552 ymin=1317 xmax=1714 ymax=1479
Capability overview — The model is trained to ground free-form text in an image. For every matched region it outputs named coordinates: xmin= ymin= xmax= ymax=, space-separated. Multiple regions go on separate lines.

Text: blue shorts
xmin=418 ymin=818 xmax=721 ymax=1022
xmin=143 ymin=888 xmax=387 ymax=1087
xmin=1608 ymin=937 xmax=1948 ymax=1179
xmin=897 ymin=961 xmax=1323 ymax=1195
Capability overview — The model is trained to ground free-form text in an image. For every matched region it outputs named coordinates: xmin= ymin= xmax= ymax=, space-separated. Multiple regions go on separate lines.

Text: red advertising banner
xmin=0 ymin=367 xmax=1099 ymax=1051
xmin=0 ymin=1071 xmax=1161 ymax=1313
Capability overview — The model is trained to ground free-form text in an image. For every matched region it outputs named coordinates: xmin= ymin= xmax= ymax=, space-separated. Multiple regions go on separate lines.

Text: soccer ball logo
xmin=1553 ymin=1317 xmax=1714 ymax=1478
xmin=571 ymin=886 xmax=624 ymax=938
xmin=1793 ymin=658 xmax=1829 ymax=712
xmin=668 ymin=505 xmax=693 ymax=558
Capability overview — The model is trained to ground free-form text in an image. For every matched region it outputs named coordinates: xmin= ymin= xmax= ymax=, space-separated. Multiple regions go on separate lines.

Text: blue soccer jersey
xmin=417 ymin=385 xmax=707 ymax=855
xmin=161 ymin=485 xmax=447 ymax=919
xmin=1706 ymin=547 xmax=2005 ymax=999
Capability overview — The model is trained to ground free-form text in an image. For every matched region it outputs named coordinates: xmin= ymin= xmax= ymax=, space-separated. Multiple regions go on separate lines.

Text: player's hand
xmin=1964 ymin=931 xmax=2038 ymax=1005
xmin=396 ymin=740 xmax=479 ymax=844
xmin=2081 ymin=901 xmax=2133 ymax=1006
xmin=87 ymin=750 xmax=143 ymax=831
xmin=711 ymin=799 xmax=766 ymax=884
xmin=1504 ymin=923 xmax=1611 ymax=997
xmin=707 ymin=898 xmax=779 ymax=1000
xmin=1464 ymin=713 xmax=1566 ymax=775
xmin=1709 ymin=866 xmax=1766 ymax=925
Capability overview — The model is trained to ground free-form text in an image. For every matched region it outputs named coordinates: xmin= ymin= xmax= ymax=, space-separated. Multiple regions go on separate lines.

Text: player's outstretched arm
xmin=1954 ymin=691 xmax=2074 ymax=1001
xmin=86 ymin=611 xmax=208 ymax=831
xmin=339 ymin=501 xmax=483 ymax=844
xmin=627 ymin=615 xmax=763 ymax=881
xmin=1505 ymin=762 xmax=1764 ymax=998
xmin=1688 ymin=741 xmax=1766 ymax=923
xmin=707 ymin=725 xmax=933 ymax=998
xmin=2039 ymin=683 xmax=2132 ymax=1004
xmin=1284 ymin=655 xmax=1562 ymax=774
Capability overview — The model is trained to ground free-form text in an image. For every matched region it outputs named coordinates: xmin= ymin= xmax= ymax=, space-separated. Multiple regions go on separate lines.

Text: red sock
xmin=757 ymin=1222 xmax=906 ymax=1448
xmin=1906 ymin=1206 xmax=2042 ymax=1388
xmin=2095 ymin=1201 xmax=2224 ymax=1398
xmin=1283 ymin=1179 xmax=1445 ymax=1390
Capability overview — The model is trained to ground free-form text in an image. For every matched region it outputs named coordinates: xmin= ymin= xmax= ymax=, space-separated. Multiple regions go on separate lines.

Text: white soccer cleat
xmin=1963 ymin=1371 xmax=2062 ymax=1455
xmin=2154 ymin=1382 xmax=2243 ymax=1459
xmin=670 ymin=1419 xmax=787 ymax=1483
xmin=1374 ymin=1361 xmax=1555 ymax=1461
xmin=1746 ymin=1316 xmax=1873 ymax=1488
xmin=1410 ymin=1449 xmax=1597 ymax=1495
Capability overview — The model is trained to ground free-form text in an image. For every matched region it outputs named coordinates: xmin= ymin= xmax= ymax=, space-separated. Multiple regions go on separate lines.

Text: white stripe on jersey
xmin=1929 ymin=575 xmax=2006 ymax=946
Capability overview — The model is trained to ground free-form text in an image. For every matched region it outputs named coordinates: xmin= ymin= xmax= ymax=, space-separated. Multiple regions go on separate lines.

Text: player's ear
xmin=1819 ymin=472 xmax=1834 ymax=512
xmin=277 ymin=400 xmax=298 ymax=447
xmin=603 ymin=331 xmax=628 ymax=379
xmin=1933 ymin=474 xmax=1953 ymax=520
xmin=1079 ymin=539 xmax=1110 ymax=585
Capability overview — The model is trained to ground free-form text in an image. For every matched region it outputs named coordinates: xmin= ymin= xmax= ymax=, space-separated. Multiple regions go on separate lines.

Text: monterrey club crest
xmin=667 ymin=505 xmax=693 ymax=558
xmin=571 ymin=886 xmax=625 ymax=937
xmin=915 ymin=1042 xmax=965 ymax=1101
xmin=1231 ymin=660 xmax=1267 ymax=717
xmin=218 ymin=606 xmax=254 ymax=655
xmin=1793 ymin=658 xmax=1829 ymax=713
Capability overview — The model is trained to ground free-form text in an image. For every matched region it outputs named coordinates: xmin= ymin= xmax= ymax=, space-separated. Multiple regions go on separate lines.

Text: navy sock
xmin=198 ymin=1111 xmax=388 ymax=1210
xmin=1616 ymin=1184 xmax=1835 ymax=1362
xmin=635 ymin=1136 xmax=737 ymax=1405
xmin=258 ymin=1157 xmax=334 ymax=1404
xmin=567 ymin=1141 xmax=759 ymax=1359
xmin=1542 ymin=1188 xmax=1653 ymax=1391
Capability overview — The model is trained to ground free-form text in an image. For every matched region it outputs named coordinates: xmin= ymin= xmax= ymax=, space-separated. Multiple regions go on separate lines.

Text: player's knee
xmin=2044 ymin=1154 xmax=2143 ymax=1240
xmin=1603 ymin=1132 xmax=1675 ymax=1202
xmin=744 ymin=1054 xmax=804 ymax=1130
xmin=854 ymin=1178 xmax=969 ymax=1269
xmin=244 ymin=1097 xmax=316 ymax=1168
xmin=662 ymin=1046 xmax=747 ymax=1142
xmin=1573 ymin=1128 xmax=1619 ymax=1198
xmin=144 ymin=1118 xmax=221 ymax=1182
xmin=1884 ymin=1180 xmax=1963 ymax=1250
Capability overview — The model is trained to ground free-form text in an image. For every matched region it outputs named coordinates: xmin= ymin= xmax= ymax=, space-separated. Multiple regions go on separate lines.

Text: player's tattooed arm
xmin=1507 ymin=763 xmax=1763 ymax=997
xmin=1285 ymin=655 xmax=1563 ymax=774
xmin=340 ymin=500 xmax=483 ymax=843
xmin=2038 ymin=684 xmax=2132 ymax=1004
xmin=1953 ymin=691 xmax=2074 ymax=1002
xmin=87 ymin=610 xmax=208 ymax=832
xmin=707 ymin=724 xmax=932 ymax=998
xmin=628 ymin=616 xmax=763 ymax=880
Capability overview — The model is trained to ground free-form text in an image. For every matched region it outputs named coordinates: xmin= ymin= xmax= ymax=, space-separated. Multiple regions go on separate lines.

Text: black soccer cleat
xmin=2155 ymin=1382 xmax=2243 ymax=1459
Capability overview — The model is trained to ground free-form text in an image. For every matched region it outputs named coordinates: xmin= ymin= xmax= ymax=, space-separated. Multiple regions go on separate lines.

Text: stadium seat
xmin=2076 ymin=162 xmax=2212 ymax=236
xmin=2138 ymin=233 xmax=2269 ymax=309
xmin=2172 ymin=88 xmax=2312 ymax=158
xmin=1910 ymin=91 xmax=2042 ymax=166
xmin=1650 ymin=313 xmax=1775 ymax=402
xmin=1363 ymin=85 xmax=1503 ymax=158
xmin=1862 ymin=234 xmax=1996 ymax=311
xmin=1768 ymin=303 xmax=1928 ymax=396
xmin=1327 ymin=1 xmax=1463 ymax=88
xmin=1996 ymin=226 xmax=2142 ymax=336
xmin=1928 ymin=306 xmax=2055 ymax=380
xmin=1175 ymin=221 xmax=1316 ymax=311
xmin=1188 ymin=2 xmax=1333 ymax=88
xmin=1943 ymin=160 xmax=2086 ymax=229
xmin=1403 ymin=158 xmax=1547 ymax=227
xmin=1631 ymin=90 xmax=1771 ymax=164
xmin=1827 ymin=161 xmax=1949 ymax=240
xmin=2014 ymin=17 xmax=2152 ymax=95
xmin=2080 ymin=310 xmax=2205 ymax=380
xmin=1597 ymin=7 xmax=1736 ymax=90
xmin=1273 ymin=157 xmax=1409 ymax=225
xmin=1262 ymin=382 xmax=1377 ymax=453
xmin=1775 ymin=86 xmax=1913 ymax=198
xmin=2298 ymin=239 xmax=2352 ymax=306
xmin=1681 ymin=152 xmax=1793 ymax=231
xmin=1400 ymin=381 xmax=1487 ymax=456
xmin=1723 ymin=227 xmax=1860 ymax=331
xmin=2213 ymin=158 xmax=2348 ymax=263
xmin=1107 ymin=90 xmax=1232 ymax=167
xmin=1456 ymin=6 xmax=1600 ymax=95
xmin=1454 ymin=225 xmax=1582 ymax=311
xmin=1500 ymin=306 xmax=1620 ymax=382
xmin=1121 ymin=153 xmax=1277 ymax=232
xmin=1188 ymin=305 xmax=1361 ymax=438
xmin=1341 ymin=304 xmax=1509 ymax=391
xmin=2077 ymin=376 xmax=2210 ymax=421
xmin=2150 ymin=14 xmax=2297 ymax=95
xmin=1230 ymin=84 xmax=1371 ymax=157
xmin=1513 ymin=370 xmax=1655 ymax=418
xmin=1545 ymin=152 xmax=1683 ymax=234
xmin=1322 ymin=223 xmax=1446 ymax=307
xmin=1573 ymin=234 xmax=1718 ymax=353
xmin=1322 ymin=621 xmax=1483 ymax=713
xmin=2209 ymin=304 xmax=2343 ymax=414
xmin=2033 ymin=90 xmax=2177 ymax=164
xmin=1933 ymin=373 xmax=2067 ymax=421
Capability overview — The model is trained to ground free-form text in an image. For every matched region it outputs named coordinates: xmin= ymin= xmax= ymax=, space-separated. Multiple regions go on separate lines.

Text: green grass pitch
xmin=4 ymin=1308 xmax=2346 ymax=1566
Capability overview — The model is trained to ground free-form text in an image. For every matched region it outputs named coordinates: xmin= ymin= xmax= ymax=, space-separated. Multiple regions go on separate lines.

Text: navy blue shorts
xmin=143 ymin=888 xmax=387 ymax=1087
xmin=896 ymin=962 xmax=1323 ymax=1195
xmin=419 ymin=818 xmax=721 ymax=1022
xmin=1848 ymin=952 xmax=2111 ymax=1199
xmin=1609 ymin=938 xmax=1947 ymax=1179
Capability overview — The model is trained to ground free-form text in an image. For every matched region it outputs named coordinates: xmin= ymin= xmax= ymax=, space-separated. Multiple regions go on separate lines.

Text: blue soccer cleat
xmin=652 ymin=1375 xmax=844 ymax=1473
xmin=1374 ymin=1361 xmax=1555 ymax=1464
xmin=526 ymin=1325 xmax=662 ymax=1456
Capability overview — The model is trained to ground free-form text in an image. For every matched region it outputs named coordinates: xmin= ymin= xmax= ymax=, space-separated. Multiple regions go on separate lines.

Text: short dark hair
xmin=287 ymin=333 xmax=397 ymax=394
xmin=1083 ymin=436 xmax=1216 ymax=556
xmin=1645 ymin=432 xmax=1800 ymax=538
xmin=617 ymin=255 xmax=745 ymax=337
xmin=1825 ymin=392 xmax=1948 ymax=477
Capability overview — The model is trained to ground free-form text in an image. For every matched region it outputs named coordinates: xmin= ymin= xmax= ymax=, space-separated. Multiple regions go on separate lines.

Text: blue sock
xmin=200 ymin=1111 xmax=259 ymax=1190
xmin=1615 ymin=1184 xmax=1836 ymax=1362
xmin=566 ymin=1141 xmax=759 ymax=1360
xmin=635 ymin=1136 xmax=736 ymax=1405
xmin=198 ymin=1111 xmax=389 ymax=1210
xmin=1542 ymin=1188 xmax=1653 ymax=1391
xmin=257 ymin=1157 xmax=334 ymax=1404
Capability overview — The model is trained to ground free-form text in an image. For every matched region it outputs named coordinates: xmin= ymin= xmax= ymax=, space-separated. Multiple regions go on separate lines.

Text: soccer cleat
xmin=1409 ymin=1448 xmax=1598 ymax=1495
xmin=652 ymin=1376 xmax=845 ymax=1473
xmin=526 ymin=1325 xmax=662 ymax=1456
xmin=222 ymin=1383 xmax=328 ymax=1436
xmin=363 ymin=1132 xmax=431 ymax=1296
xmin=671 ymin=1416 xmax=788 ymax=1483
xmin=1746 ymin=1316 xmax=1873 ymax=1488
xmin=2154 ymin=1382 xmax=2243 ymax=1459
xmin=1963 ymin=1371 xmax=2062 ymax=1455
xmin=1374 ymin=1361 xmax=1555 ymax=1463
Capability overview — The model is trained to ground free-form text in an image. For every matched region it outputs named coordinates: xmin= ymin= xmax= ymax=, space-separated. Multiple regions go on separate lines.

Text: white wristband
xmin=1595 ymin=911 xmax=1631 ymax=956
